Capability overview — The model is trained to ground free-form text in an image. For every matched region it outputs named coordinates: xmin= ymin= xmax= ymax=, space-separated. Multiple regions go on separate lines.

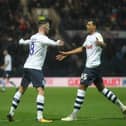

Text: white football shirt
xmin=22 ymin=33 xmax=60 ymax=70
xmin=4 ymin=54 xmax=12 ymax=71
xmin=82 ymin=32 xmax=104 ymax=68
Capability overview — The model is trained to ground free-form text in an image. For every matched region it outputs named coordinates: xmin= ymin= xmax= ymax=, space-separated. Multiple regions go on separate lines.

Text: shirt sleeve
xmin=40 ymin=36 xmax=60 ymax=46
xmin=96 ymin=33 xmax=104 ymax=43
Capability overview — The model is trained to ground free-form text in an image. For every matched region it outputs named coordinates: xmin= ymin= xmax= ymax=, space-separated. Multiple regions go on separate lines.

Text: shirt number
xmin=81 ymin=73 xmax=88 ymax=80
xmin=29 ymin=42 xmax=34 ymax=55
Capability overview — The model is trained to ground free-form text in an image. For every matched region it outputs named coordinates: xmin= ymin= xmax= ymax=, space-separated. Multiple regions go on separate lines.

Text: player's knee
xmin=37 ymin=87 xmax=44 ymax=95
xmin=96 ymin=85 xmax=104 ymax=92
xmin=97 ymin=87 xmax=102 ymax=92
xmin=79 ymin=84 xmax=88 ymax=90
xmin=18 ymin=86 xmax=26 ymax=94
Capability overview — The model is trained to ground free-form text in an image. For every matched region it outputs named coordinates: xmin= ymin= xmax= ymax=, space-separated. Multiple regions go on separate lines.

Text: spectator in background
xmin=0 ymin=49 xmax=16 ymax=91
xmin=17 ymin=17 xmax=29 ymax=36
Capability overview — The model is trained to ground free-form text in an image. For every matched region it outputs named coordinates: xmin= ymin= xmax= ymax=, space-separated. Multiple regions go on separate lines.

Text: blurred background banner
xmin=0 ymin=77 xmax=125 ymax=87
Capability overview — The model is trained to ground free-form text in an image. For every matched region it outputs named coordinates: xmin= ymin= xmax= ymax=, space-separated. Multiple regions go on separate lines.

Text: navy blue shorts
xmin=3 ymin=71 xmax=11 ymax=78
xmin=80 ymin=66 xmax=103 ymax=86
xmin=21 ymin=69 xmax=45 ymax=88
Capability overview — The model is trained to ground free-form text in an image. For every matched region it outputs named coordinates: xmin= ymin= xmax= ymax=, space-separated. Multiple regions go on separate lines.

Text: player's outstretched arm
xmin=56 ymin=46 xmax=84 ymax=61
xmin=42 ymin=36 xmax=64 ymax=46
xmin=60 ymin=46 xmax=84 ymax=55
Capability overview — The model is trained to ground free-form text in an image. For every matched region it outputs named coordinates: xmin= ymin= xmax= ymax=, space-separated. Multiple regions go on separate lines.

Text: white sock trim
xmin=36 ymin=95 xmax=44 ymax=120
xmin=14 ymin=91 xmax=22 ymax=99
xmin=77 ymin=89 xmax=85 ymax=97
xmin=36 ymin=95 xmax=44 ymax=103
xmin=102 ymin=88 xmax=108 ymax=94
xmin=9 ymin=91 xmax=22 ymax=116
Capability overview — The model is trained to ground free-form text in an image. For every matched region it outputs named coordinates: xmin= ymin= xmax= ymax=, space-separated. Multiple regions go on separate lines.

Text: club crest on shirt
xmin=85 ymin=45 xmax=93 ymax=49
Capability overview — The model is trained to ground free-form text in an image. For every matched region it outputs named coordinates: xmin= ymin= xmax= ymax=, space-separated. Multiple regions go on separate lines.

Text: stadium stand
xmin=0 ymin=0 xmax=126 ymax=76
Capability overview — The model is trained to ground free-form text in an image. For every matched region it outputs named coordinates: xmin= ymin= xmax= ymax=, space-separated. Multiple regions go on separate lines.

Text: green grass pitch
xmin=0 ymin=87 xmax=126 ymax=126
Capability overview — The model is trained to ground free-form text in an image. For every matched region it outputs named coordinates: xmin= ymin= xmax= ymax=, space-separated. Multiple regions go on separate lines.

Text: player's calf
xmin=102 ymin=88 xmax=126 ymax=116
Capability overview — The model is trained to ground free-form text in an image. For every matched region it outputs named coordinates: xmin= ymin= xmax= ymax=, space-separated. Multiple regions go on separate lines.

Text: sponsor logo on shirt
xmin=85 ymin=45 xmax=93 ymax=49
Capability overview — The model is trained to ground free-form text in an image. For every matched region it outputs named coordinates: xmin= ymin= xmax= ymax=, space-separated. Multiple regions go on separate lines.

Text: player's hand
xmin=56 ymin=54 xmax=67 ymax=61
xmin=96 ymin=37 xmax=106 ymax=47
xmin=19 ymin=38 xmax=24 ymax=44
xmin=57 ymin=40 xmax=64 ymax=46
xmin=95 ymin=37 xmax=101 ymax=46
xmin=0 ymin=66 xmax=4 ymax=70
xmin=95 ymin=41 xmax=101 ymax=46
xmin=56 ymin=51 xmax=68 ymax=61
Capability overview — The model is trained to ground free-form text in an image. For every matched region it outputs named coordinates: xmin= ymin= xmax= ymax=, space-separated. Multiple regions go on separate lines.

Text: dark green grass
xmin=0 ymin=87 xmax=126 ymax=126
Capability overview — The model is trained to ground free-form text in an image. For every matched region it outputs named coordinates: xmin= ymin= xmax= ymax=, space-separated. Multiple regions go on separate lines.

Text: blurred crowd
xmin=0 ymin=0 xmax=126 ymax=77
xmin=56 ymin=0 xmax=126 ymax=30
